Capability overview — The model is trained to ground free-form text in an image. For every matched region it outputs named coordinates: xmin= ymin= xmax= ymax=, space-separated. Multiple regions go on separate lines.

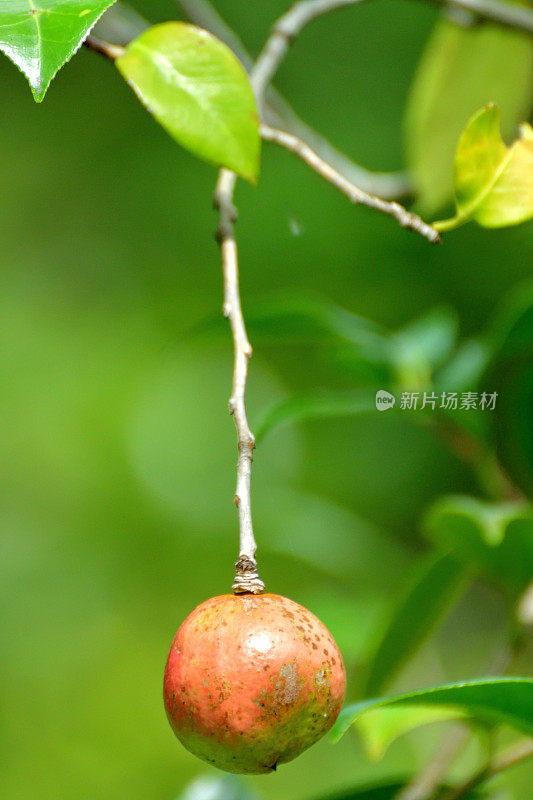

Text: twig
xmin=433 ymin=416 xmax=523 ymax=501
xmin=395 ymin=727 xmax=469 ymax=800
xmin=214 ymin=170 xmax=265 ymax=596
xmin=174 ymin=0 xmax=410 ymax=200
xmin=441 ymin=738 xmax=533 ymax=800
xmin=275 ymin=109 xmax=412 ymax=200
xmin=252 ymin=0 xmax=533 ymax=113
xmin=251 ymin=0 xmax=364 ymax=110
xmin=84 ymin=35 xmax=124 ymax=61
xmin=210 ymin=0 xmax=432 ymax=592
xmin=260 ymin=124 xmax=441 ymax=242
xmin=394 ymin=635 xmax=527 ymax=800
xmin=429 ymin=0 xmax=533 ymax=34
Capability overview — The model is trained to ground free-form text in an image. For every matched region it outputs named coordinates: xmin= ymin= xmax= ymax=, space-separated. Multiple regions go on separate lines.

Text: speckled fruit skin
xmin=163 ymin=593 xmax=346 ymax=774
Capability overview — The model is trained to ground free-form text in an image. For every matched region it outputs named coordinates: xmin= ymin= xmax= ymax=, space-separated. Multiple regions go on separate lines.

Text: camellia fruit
xmin=163 ymin=592 xmax=346 ymax=774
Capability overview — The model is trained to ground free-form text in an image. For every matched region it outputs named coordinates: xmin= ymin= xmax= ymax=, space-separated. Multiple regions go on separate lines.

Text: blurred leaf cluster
xmin=0 ymin=2 xmax=532 ymax=800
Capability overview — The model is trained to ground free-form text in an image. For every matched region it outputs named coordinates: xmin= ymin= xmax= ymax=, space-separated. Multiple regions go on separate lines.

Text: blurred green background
xmin=1 ymin=2 xmax=532 ymax=799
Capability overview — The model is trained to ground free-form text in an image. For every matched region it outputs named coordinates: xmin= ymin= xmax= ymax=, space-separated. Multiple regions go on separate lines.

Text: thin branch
xmin=442 ymin=738 xmax=533 ymax=800
xmin=395 ymin=727 xmax=469 ymax=800
xmin=92 ymin=4 xmax=148 ymax=45
xmin=433 ymin=416 xmax=523 ymax=501
xmin=268 ymin=106 xmax=413 ymax=200
xmin=429 ymin=0 xmax=533 ymax=34
xmin=260 ymin=123 xmax=441 ymax=242
xmin=214 ymin=170 xmax=265 ymax=596
xmin=394 ymin=637 xmax=527 ymax=800
xmin=251 ymin=0 xmax=364 ymax=110
xmin=84 ymin=34 xmax=124 ymax=61
xmin=174 ymin=0 xmax=410 ymax=200
xmin=252 ymin=0 xmax=533 ymax=114
xmin=209 ymin=0 xmax=436 ymax=591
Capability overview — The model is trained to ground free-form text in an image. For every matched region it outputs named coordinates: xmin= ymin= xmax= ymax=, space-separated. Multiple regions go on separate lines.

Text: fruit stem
xmin=214 ymin=169 xmax=265 ymax=595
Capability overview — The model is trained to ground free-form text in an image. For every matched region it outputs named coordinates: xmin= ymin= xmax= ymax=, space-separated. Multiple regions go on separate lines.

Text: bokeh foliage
xmin=0 ymin=2 xmax=532 ymax=800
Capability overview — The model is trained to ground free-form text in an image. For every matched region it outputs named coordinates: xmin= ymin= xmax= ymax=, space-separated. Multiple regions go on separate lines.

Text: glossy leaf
xmin=116 ymin=22 xmax=260 ymax=182
xmin=0 ymin=0 xmax=117 ymax=101
xmin=425 ymin=496 xmax=533 ymax=597
xmin=364 ymin=553 xmax=467 ymax=698
xmin=436 ymin=105 xmax=533 ymax=231
xmin=332 ymin=678 xmax=533 ymax=743
xmin=404 ymin=17 xmax=533 ymax=214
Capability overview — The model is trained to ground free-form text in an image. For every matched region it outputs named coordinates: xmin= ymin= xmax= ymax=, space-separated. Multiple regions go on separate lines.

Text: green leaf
xmin=253 ymin=305 xmax=462 ymax=440
xmin=256 ymin=484 xmax=408 ymax=589
xmin=484 ymin=286 xmax=533 ymax=494
xmin=246 ymin=294 xmax=390 ymax=357
xmin=355 ymin=705 xmax=469 ymax=761
xmin=392 ymin=308 xmax=458 ymax=372
xmin=391 ymin=307 xmax=458 ymax=389
xmin=256 ymin=389 xmax=377 ymax=443
xmin=312 ymin=782 xmax=480 ymax=800
xmin=364 ymin=553 xmax=467 ymax=698
xmin=435 ymin=339 xmax=491 ymax=394
xmin=435 ymin=104 xmax=533 ymax=231
xmin=0 ymin=0 xmax=117 ymax=101
xmin=116 ymin=22 xmax=260 ymax=182
xmin=425 ymin=496 xmax=533 ymax=597
xmin=177 ymin=775 xmax=260 ymax=800
xmin=404 ymin=17 xmax=533 ymax=214
xmin=331 ymin=678 xmax=533 ymax=743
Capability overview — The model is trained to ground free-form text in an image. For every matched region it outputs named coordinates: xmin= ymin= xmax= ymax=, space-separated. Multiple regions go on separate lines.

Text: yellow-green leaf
xmin=435 ymin=104 xmax=533 ymax=231
xmin=354 ymin=704 xmax=468 ymax=760
xmin=404 ymin=18 xmax=533 ymax=215
xmin=116 ymin=22 xmax=260 ymax=183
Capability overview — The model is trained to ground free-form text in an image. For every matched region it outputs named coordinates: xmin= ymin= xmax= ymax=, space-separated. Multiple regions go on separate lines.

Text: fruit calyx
xmin=232 ymin=554 xmax=264 ymax=595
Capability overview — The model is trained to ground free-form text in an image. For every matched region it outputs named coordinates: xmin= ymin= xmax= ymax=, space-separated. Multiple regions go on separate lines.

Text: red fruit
xmin=163 ymin=593 xmax=346 ymax=774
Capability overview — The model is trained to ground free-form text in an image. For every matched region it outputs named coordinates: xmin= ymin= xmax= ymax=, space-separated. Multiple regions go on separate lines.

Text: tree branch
xmin=251 ymin=1 xmax=365 ymax=111
xmin=210 ymin=0 xmax=436 ymax=592
xmin=429 ymin=0 xmax=533 ymax=34
xmin=174 ymin=0 xmax=410 ymax=200
xmin=394 ymin=632 xmax=528 ymax=800
xmin=214 ymin=170 xmax=265 ymax=596
xmin=260 ymin=124 xmax=440 ymax=242
xmin=84 ymin=34 xmax=123 ymax=61
xmin=395 ymin=727 xmax=469 ymax=800
xmin=442 ymin=738 xmax=533 ymax=800
xmin=252 ymin=0 xmax=533 ymax=114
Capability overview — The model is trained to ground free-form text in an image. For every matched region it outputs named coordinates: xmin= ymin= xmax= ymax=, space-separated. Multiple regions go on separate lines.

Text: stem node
xmin=233 ymin=555 xmax=265 ymax=595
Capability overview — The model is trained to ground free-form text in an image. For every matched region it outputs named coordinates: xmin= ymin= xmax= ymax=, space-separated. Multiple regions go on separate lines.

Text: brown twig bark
xmin=260 ymin=124 xmax=441 ymax=242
